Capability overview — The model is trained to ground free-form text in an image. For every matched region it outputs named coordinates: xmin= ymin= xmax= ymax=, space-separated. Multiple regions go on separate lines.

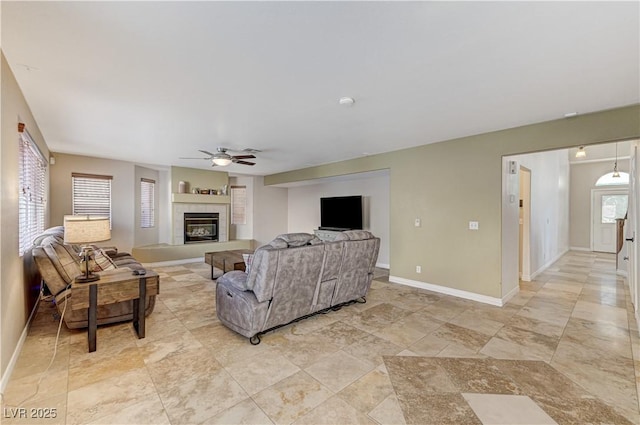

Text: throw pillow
xmin=93 ymin=248 xmax=117 ymax=272
xmin=242 ymin=253 xmax=254 ymax=275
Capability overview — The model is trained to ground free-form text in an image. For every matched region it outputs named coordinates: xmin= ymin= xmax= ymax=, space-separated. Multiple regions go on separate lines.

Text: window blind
xmin=18 ymin=125 xmax=47 ymax=255
xmin=72 ymin=173 xmax=112 ymax=227
xmin=140 ymin=178 xmax=155 ymax=228
xmin=231 ymin=186 xmax=247 ymax=225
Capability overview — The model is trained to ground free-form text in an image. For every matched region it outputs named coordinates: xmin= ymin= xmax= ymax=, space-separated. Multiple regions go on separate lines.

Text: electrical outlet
xmin=416 ymin=265 xmax=422 ymax=273
xmin=469 ymin=221 xmax=479 ymax=230
xmin=414 ymin=218 xmax=421 ymax=227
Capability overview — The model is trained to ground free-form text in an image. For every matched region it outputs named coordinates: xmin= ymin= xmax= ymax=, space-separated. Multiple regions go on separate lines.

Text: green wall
xmin=265 ymin=105 xmax=640 ymax=298
xmin=171 ymin=166 xmax=228 ymax=194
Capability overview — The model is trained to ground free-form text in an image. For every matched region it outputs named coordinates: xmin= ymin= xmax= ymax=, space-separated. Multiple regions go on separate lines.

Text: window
xmin=595 ymin=171 xmax=630 ymax=186
xmin=231 ymin=186 xmax=247 ymax=225
xmin=72 ymin=173 xmax=112 ymax=226
xmin=601 ymin=194 xmax=628 ymax=224
xmin=18 ymin=123 xmax=47 ymax=255
xmin=140 ymin=178 xmax=155 ymax=228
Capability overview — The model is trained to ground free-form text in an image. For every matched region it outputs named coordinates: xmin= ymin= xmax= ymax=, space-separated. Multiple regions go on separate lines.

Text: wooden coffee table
xmin=205 ymin=249 xmax=253 ymax=279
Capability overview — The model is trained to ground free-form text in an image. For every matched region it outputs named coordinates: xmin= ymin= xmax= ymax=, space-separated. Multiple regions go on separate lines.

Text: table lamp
xmin=64 ymin=215 xmax=111 ymax=283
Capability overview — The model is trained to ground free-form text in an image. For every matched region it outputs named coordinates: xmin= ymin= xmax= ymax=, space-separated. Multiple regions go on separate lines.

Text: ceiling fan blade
xmin=232 ymin=154 xmax=256 ymax=160
xmin=233 ymin=160 xmax=255 ymax=166
xmin=199 ymin=150 xmax=216 ymax=157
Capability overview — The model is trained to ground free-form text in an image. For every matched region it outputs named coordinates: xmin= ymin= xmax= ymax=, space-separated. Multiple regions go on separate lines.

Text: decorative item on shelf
xmin=192 ymin=187 xmax=200 ymax=194
xmin=210 ymin=189 xmax=218 ymax=195
xmin=200 ymin=189 xmax=210 ymax=194
xmin=221 ymin=184 xmax=228 ymax=196
xmin=63 ymin=215 xmax=111 ymax=283
xmin=178 ymin=181 xmax=187 ymax=194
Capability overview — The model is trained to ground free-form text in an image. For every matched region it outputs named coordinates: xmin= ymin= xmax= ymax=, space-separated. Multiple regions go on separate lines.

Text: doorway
xmin=519 ymin=167 xmax=531 ymax=280
xmin=591 ymin=188 xmax=628 ymax=253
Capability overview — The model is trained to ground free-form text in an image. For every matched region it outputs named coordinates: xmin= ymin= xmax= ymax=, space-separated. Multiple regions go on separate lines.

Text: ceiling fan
xmin=180 ymin=147 xmax=258 ymax=167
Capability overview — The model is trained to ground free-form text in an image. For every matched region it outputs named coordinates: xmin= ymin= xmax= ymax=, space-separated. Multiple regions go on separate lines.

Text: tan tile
xmin=2 ymin=368 xmax=68 ymax=406
xmin=572 ymin=300 xmax=629 ymax=329
xmin=201 ymin=398 xmax=274 ymax=425
xmin=66 ymin=368 xmax=158 ymax=424
xmin=136 ymin=329 xmax=203 ymax=364
xmin=305 ymin=350 xmax=374 ymax=392
xmin=436 ymin=357 xmax=522 ymax=394
xmin=383 ymin=356 xmax=457 ymax=394
xmin=147 ymin=346 xmax=223 ymax=389
xmin=462 ymin=393 xmax=557 ymax=425
xmin=225 ymin=349 xmax=300 ymax=395
xmin=448 ymin=309 xmax=505 ymax=336
xmin=337 ymin=368 xmax=395 ymax=414
xmin=253 ymin=371 xmax=333 ymax=425
xmin=87 ymin=394 xmax=170 ymax=425
xmin=68 ymin=343 xmax=146 ymax=391
xmin=396 ymin=393 xmax=482 ymax=425
xmin=2 ymin=393 xmax=66 ymax=425
xmin=429 ymin=323 xmax=492 ymax=352
xmin=158 ymin=370 xmax=249 ymax=424
xmin=342 ymin=333 xmax=403 ymax=368
xmin=266 ymin=331 xmax=341 ymax=369
xmin=293 ymin=396 xmax=376 ymax=425
xmin=368 ymin=394 xmax=407 ymax=425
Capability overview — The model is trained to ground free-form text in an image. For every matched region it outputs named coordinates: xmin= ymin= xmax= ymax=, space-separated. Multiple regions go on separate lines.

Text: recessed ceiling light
xmin=564 ymin=112 xmax=578 ymax=118
xmin=338 ymin=97 xmax=355 ymax=106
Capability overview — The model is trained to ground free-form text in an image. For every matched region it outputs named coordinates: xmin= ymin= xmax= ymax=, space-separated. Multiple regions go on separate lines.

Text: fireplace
xmin=184 ymin=212 xmax=219 ymax=244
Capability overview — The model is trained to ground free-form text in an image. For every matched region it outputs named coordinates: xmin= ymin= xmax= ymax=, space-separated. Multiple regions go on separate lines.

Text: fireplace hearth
xmin=184 ymin=212 xmax=219 ymax=244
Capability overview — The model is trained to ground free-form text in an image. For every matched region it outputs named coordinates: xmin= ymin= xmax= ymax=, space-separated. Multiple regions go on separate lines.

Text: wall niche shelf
xmin=171 ymin=193 xmax=230 ymax=204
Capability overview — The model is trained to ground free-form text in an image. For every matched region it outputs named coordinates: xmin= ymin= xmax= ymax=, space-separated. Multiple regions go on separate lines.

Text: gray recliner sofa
xmin=216 ymin=230 xmax=380 ymax=343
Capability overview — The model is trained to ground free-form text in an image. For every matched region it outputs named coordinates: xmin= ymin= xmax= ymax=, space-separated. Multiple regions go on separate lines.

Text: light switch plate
xmin=469 ymin=221 xmax=479 ymax=230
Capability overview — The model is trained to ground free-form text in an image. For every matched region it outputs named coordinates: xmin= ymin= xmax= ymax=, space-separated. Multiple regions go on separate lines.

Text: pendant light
xmin=575 ymin=146 xmax=586 ymax=158
xmin=613 ymin=142 xmax=620 ymax=178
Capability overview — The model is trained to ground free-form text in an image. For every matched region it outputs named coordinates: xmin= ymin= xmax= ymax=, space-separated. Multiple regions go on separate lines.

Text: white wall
xmin=253 ymin=176 xmax=288 ymax=247
xmin=503 ymin=149 xmax=570 ymax=289
xmin=286 ymin=171 xmax=390 ymax=267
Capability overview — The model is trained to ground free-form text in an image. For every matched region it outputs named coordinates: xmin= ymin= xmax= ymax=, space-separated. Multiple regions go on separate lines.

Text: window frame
xmin=71 ymin=172 xmax=113 ymax=227
xmin=18 ymin=123 xmax=48 ymax=256
xmin=140 ymin=178 xmax=155 ymax=228
xmin=231 ymin=185 xmax=247 ymax=225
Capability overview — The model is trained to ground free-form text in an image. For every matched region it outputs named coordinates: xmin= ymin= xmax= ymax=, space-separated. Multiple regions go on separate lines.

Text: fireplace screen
xmin=184 ymin=212 xmax=219 ymax=243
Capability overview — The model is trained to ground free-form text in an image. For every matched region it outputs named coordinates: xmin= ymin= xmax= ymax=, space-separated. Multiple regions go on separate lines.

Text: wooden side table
xmin=71 ymin=269 xmax=160 ymax=352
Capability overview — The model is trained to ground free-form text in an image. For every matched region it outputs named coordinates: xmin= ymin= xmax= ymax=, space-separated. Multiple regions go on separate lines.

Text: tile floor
xmin=1 ymin=251 xmax=639 ymax=424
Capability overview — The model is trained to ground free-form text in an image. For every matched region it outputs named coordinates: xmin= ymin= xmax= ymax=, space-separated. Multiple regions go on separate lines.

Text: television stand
xmin=314 ymin=228 xmax=344 ymax=241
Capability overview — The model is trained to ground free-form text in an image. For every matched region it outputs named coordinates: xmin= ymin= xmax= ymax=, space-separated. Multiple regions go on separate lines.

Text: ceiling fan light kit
xmin=180 ymin=147 xmax=256 ymax=167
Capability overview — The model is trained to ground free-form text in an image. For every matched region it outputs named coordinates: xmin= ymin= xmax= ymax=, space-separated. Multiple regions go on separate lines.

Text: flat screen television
xmin=320 ymin=195 xmax=363 ymax=230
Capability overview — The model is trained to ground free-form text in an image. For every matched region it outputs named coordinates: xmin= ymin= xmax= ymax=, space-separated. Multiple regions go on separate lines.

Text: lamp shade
xmin=64 ymin=215 xmax=111 ymax=244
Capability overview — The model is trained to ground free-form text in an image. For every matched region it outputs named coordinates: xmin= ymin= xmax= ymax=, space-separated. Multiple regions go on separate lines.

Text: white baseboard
xmin=375 ymin=262 xmax=390 ymax=270
xmin=0 ymin=298 xmax=40 ymax=394
xmin=520 ymin=273 xmax=532 ymax=282
xmin=501 ymin=285 xmax=520 ymax=304
xmin=570 ymin=246 xmax=592 ymax=252
xmin=530 ymin=248 xmax=569 ymax=280
xmin=142 ymin=257 xmax=203 ymax=268
xmin=388 ymin=275 xmax=504 ymax=307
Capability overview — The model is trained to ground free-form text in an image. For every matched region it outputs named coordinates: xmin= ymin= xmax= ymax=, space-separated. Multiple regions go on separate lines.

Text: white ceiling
xmin=2 ymin=1 xmax=638 ymax=176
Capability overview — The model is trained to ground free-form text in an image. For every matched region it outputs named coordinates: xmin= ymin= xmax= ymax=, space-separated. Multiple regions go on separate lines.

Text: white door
xmin=592 ymin=189 xmax=629 ymax=253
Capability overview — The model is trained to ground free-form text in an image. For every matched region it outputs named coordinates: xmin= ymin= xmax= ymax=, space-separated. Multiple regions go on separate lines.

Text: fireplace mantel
xmin=171 ymin=193 xmax=230 ymax=204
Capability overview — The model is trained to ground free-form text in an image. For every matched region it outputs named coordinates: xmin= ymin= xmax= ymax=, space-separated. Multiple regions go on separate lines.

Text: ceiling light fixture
xmin=612 ymin=142 xmax=620 ymax=178
xmin=212 ymin=157 xmax=232 ymax=166
xmin=575 ymin=146 xmax=586 ymax=158
xmin=338 ymin=97 xmax=355 ymax=106
xmin=564 ymin=112 xmax=578 ymax=118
